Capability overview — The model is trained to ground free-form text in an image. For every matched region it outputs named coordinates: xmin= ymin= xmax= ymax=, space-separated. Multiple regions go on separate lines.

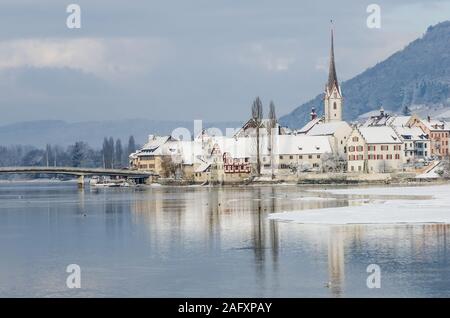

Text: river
xmin=0 ymin=181 xmax=449 ymax=297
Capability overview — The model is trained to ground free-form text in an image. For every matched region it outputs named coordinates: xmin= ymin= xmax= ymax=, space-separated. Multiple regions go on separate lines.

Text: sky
xmin=0 ymin=0 xmax=449 ymax=125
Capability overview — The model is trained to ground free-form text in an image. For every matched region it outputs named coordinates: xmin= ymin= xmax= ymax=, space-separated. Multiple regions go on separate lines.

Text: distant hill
xmin=280 ymin=21 xmax=450 ymax=128
xmin=0 ymin=119 xmax=242 ymax=148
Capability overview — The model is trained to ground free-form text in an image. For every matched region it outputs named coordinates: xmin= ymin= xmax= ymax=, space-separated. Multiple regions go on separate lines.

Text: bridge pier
xmin=77 ymin=175 xmax=85 ymax=189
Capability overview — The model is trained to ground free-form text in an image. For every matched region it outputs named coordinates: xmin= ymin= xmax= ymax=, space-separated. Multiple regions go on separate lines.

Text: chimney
xmin=427 ymin=116 xmax=431 ymax=122
xmin=379 ymin=106 xmax=385 ymax=117
xmin=310 ymin=107 xmax=317 ymax=121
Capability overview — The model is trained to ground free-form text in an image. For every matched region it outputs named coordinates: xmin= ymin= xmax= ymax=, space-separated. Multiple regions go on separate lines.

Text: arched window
xmin=333 ymin=102 xmax=337 ymax=110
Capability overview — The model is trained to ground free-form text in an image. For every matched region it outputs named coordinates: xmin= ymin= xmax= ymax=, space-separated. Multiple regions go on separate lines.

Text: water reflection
xmin=328 ymin=227 xmax=345 ymax=297
xmin=1 ymin=182 xmax=450 ymax=297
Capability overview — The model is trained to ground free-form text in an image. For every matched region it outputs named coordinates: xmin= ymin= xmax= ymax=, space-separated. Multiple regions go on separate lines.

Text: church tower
xmin=324 ymin=26 xmax=343 ymax=122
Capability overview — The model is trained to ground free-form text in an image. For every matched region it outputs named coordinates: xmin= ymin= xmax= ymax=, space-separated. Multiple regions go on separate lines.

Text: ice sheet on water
xmin=269 ymin=184 xmax=450 ymax=225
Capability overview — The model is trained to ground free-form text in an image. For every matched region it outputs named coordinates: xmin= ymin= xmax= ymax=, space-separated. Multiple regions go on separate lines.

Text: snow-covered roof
xmin=394 ymin=126 xmax=428 ymax=141
xmin=233 ymin=118 xmax=279 ymax=137
xmin=362 ymin=113 xmax=392 ymax=127
xmin=306 ymin=121 xmax=350 ymax=136
xmin=195 ymin=160 xmax=211 ymax=173
xmin=269 ymin=135 xmax=332 ymax=155
xmin=140 ymin=135 xmax=173 ymax=154
xmin=386 ymin=115 xmax=412 ymax=127
xmin=358 ymin=126 xmax=402 ymax=144
xmin=296 ymin=118 xmax=321 ymax=134
xmin=421 ymin=119 xmax=450 ymax=131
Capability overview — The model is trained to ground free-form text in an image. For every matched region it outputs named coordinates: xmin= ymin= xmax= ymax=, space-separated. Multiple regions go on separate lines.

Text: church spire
xmin=327 ymin=23 xmax=339 ymax=92
xmin=323 ymin=21 xmax=343 ymax=122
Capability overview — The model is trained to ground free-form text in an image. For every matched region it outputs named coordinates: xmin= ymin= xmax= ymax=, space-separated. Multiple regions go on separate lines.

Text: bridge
xmin=0 ymin=166 xmax=154 ymax=188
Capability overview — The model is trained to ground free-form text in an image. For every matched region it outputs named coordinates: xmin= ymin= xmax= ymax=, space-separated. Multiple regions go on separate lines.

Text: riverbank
xmin=156 ymin=172 xmax=447 ymax=186
xmin=1 ymin=173 xmax=447 ymax=187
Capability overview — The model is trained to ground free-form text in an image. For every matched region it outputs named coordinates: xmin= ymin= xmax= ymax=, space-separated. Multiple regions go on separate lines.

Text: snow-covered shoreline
xmin=268 ymin=184 xmax=450 ymax=225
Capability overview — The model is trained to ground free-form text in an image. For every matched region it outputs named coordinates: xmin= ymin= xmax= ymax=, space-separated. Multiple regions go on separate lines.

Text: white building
xmin=345 ymin=126 xmax=404 ymax=173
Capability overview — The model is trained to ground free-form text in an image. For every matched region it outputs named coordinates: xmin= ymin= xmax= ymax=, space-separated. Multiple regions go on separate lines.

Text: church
xmin=297 ymin=27 xmax=352 ymax=158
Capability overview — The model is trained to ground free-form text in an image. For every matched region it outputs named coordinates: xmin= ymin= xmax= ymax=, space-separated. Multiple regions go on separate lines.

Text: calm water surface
xmin=0 ymin=181 xmax=449 ymax=297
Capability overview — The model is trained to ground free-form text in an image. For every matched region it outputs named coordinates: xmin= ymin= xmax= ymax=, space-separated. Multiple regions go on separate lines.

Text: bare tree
xmin=267 ymin=101 xmax=277 ymax=179
xmin=321 ymin=152 xmax=348 ymax=173
xmin=160 ymin=156 xmax=178 ymax=178
xmin=252 ymin=97 xmax=263 ymax=176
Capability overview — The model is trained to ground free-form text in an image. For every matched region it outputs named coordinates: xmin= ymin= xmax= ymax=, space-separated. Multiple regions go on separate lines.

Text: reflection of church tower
xmin=324 ymin=26 xmax=343 ymax=122
xmin=328 ymin=227 xmax=345 ymax=297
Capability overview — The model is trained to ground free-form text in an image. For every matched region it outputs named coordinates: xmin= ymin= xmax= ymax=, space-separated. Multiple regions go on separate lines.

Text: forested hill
xmin=280 ymin=21 xmax=450 ymax=128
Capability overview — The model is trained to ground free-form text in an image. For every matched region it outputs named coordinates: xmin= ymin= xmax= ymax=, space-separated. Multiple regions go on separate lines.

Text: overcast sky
xmin=0 ymin=0 xmax=449 ymax=125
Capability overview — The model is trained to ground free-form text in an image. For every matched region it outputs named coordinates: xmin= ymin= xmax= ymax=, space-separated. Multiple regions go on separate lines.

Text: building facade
xmin=345 ymin=126 xmax=404 ymax=173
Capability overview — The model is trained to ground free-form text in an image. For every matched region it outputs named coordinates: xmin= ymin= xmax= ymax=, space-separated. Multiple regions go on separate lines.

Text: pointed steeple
xmin=327 ymin=24 xmax=339 ymax=92
xmin=323 ymin=21 xmax=343 ymax=123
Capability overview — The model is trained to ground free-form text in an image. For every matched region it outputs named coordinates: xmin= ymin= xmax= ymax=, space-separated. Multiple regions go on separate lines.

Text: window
xmin=299 ymin=155 xmax=303 ymax=159
xmin=368 ymin=145 xmax=376 ymax=151
xmin=317 ymin=155 xmax=321 ymax=159
xmin=357 ymin=155 xmax=363 ymax=160
xmin=352 ymin=137 xmax=359 ymax=142
xmin=349 ymin=146 xmax=355 ymax=152
xmin=333 ymin=102 xmax=337 ymax=110
xmin=308 ymin=155 xmax=313 ymax=159
xmin=289 ymin=155 xmax=293 ymax=160
xmin=377 ymin=155 xmax=383 ymax=160
xmin=386 ymin=154 xmax=392 ymax=160
xmin=357 ymin=146 xmax=364 ymax=152
xmin=395 ymin=154 xmax=400 ymax=159
xmin=279 ymin=155 xmax=283 ymax=159
xmin=381 ymin=145 xmax=389 ymax=151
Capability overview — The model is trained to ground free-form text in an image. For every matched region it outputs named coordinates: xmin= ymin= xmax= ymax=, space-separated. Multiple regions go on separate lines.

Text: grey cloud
xmin=0 ymin=0 xmax=449 ymax=125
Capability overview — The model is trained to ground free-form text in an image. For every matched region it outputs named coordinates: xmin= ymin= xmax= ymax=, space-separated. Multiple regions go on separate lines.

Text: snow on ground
xmin=269 ymin=184 xmax=450 ymax=225
xmin=289 ymin=196 xmax=335 ymax=201
xmin=416 ymin=171 xmax=440 ymax=179
xmin=316 ymin=184 xmax=447 ymax=196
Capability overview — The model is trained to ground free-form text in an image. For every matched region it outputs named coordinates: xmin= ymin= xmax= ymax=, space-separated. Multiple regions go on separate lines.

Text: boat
xmin=89 ymin=176 xmax=133 ymax=188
